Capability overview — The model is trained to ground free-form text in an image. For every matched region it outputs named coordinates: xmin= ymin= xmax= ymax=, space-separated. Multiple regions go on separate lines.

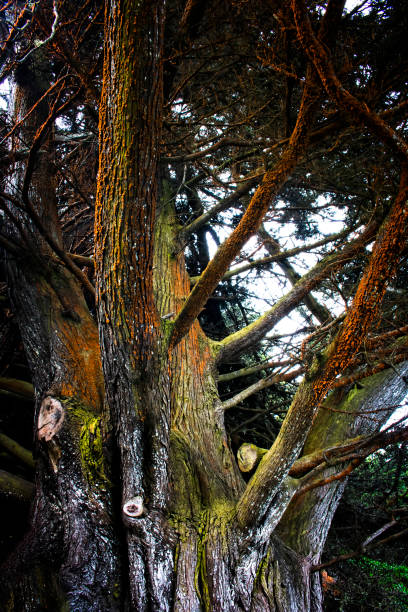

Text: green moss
xmin=160 ymin=318 xmax=175 ymax=341
xmin=303 ymin=365 xmax=396 ymax=454
xmin=79 ymin=415 xmax=109 ymax=487
xmin=194 ymin=517 xmax=211 ymax=612
xmin=339 ymin=556 xmax=408 ymax=610
xmin=61 ymin=398 xmax=109 ymax=488
xmin=253 ymin=550 xmax=273 ymax=601
xmin=209 ymin=338 xmax=222 ymax=360
xmin=352 ymin=557 xmax=408 ymax=595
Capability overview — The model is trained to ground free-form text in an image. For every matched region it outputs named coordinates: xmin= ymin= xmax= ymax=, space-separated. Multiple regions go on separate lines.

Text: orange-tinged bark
xmin=154 ymin=203 xmax=243 ymax=504
xmin=318 ymin=164 xmax=408 ymax=391
xmin=96 ymin=0 xmax=164 ymax=372
xmin=53 ymin=307 xmax=104 ymax=409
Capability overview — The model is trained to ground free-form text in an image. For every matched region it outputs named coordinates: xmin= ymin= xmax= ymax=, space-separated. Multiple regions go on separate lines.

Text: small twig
xmin=18 ymin=0 xmax=59 ymax=65
xmin=312 ymin=524 xmax=408 ymax=572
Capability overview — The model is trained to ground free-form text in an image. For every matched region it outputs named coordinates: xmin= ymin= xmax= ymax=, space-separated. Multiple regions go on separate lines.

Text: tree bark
xmin=2 ymin=47 xmax=120 ymax=612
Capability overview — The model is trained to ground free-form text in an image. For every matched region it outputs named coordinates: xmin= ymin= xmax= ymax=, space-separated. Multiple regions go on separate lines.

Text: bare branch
xmin=292 ymin=0 xmax=408 ymax=162
xmin=177 ymin=178 xmax=257 ymax=245
xmin=222 ymin=367 xmax=304 ymax=411
xmin=0 ymin=377 xmax=34 ymax=400
xmin=0 ymin=469 xmax=34 ymax=503
xmin=190 ymin=227 xmax=350 ymax=285
xmin=216 ymin=220 xmax=378 ymax=364
xmin=258 ymin=224 xmax=332 ymax=324
xmin=18 ymin=0 xmax=59 ymax=65
xmin=312 ymin=523 xmax=408 ymax=572
xmin=0 ymin=432 xmax=35 ymax=470
xmin=217 ymin=358 xmax=295 ymax=382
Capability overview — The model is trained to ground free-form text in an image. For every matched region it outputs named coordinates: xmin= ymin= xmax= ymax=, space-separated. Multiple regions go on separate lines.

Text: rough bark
xmin=2 ymin=48 xmax=120 ymax=611
xmin=277 ymin=361 xmax=408 ymax=611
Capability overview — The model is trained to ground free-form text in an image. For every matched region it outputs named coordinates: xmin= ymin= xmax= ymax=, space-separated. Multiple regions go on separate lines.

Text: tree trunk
xmin=2 ymin=46 xmax=120 ymax=611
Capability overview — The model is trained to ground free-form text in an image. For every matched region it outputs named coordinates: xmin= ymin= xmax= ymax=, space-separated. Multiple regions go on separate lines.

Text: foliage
xmin=323 ymin=444 xmax=408 ymax=610
xmin=325 ymin=557 xmax=408 ymax=611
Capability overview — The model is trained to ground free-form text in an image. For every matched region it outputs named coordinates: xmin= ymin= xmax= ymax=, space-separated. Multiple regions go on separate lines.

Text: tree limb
xmin=258 ymin=224 xmax=332 ymax=324
xmin=0 ymin=469 xmax=34 ymax=503
xmin=190 ymin=227 xmax=350 ymax=285
xmin=177 ymin=178 xmax=258 ymax=246
xmin=0 ymin=433 xmax=35 ymax=470
xmin=216 ymin=220 xmax=378 ymax=364
xmin=292 ymin=0 xmax=408 ymax=162
xmin=222 ymin=367 xmax=304 ymax=411
xmin=312 ymin=523 xmax=408 ymax=572
xmin=0 ymin=377 xmax=34 ymax=400
xmin=217 ymin=358 xmax=295 ymax=382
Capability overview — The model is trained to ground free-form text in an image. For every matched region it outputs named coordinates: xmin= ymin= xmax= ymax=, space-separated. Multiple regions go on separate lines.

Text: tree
xmin=0 ymin=0 xmax=408 ymax=610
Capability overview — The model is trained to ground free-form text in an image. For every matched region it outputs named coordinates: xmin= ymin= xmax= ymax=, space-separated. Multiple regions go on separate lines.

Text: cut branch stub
xmin=37 ymin=396 xmax=65 ymax=442
xmin=123 ymin=496 xmax=146 ymax=521
xmin=237 ymin=443 xmax=268 ymax=472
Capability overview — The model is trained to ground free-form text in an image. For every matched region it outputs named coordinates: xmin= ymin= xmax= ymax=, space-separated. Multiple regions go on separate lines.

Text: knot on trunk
xmin=123 ymin=496 xmax=145 ymax=522
xmin=37 ymin=396 xmax=65 ymax=442
xmin=237 ymin=443 xmax=267 ymax=472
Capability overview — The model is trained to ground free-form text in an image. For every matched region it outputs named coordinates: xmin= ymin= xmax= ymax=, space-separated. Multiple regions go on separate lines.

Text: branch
xmin=216 ymin=220 xmax=378 ymax=364
xmin=292 ymin=0 xmax=408 ymax=163
xmin=366 ymin=324 xmax=408 ymax=349
xmin=177 ymin=178 xmax=258 ymax=245
xmin=333 ymin=350 xmax=408 ymax=389
xmin=169 ymin=65 xmax=321 ymax=348
xmin=312 ymin=523 xmax=408 ymax=572
xmin=290 ymin=428 xmax=405 ymax=478
xmin=190 ymin=227 xmax=350 ymax=285
xmin=18 ymin=0 xmax=59 ymax=65
xmin=0 ymin=377 xmax=34 ymax=400
xmin=0 ymin=469 xmax=34 ymax=503
xmin=292 ymin=456 xmax=363 ymax=499
xmin=222 ymin=367 xmax=304 ymax=411
xmin=0 ymin=232 xmax=24 ymax=256
xmin=0 ymin=76 xmax=68 ymax=146
xmin=68 ymin=253 xmax=94 ymax=268
xmin=258 ymin=225 xmax=332 ymax=324
xmin=163 ymin=137 xmax=255 ymax=163
xmin=217 ymin=358 xmax=294 ymax=382
xmin=0 ymin=433 xmax=35 ymax=470
xmin=2 ymin=189 xmax=95 ymax=298
xmin=237 ymin=425 xmax=408 ymax=476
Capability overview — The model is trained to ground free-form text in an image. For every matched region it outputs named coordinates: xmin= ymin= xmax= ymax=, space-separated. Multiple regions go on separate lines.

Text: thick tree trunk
xmin=2 ymin=48 xmax=120 ymax=611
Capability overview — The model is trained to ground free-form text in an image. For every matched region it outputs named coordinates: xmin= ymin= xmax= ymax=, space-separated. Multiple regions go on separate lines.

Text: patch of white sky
xmin=205 ymin=183 xmax=348 ymax=338
xmin=0 ymin=79 xmax=11 ymax=110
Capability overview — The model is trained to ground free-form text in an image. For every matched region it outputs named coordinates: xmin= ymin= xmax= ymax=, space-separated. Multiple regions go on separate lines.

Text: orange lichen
xmin=312 ymin=163 xmax=408 ymax=402
xmin=95 ymin=0 xmax=165 ymax=375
